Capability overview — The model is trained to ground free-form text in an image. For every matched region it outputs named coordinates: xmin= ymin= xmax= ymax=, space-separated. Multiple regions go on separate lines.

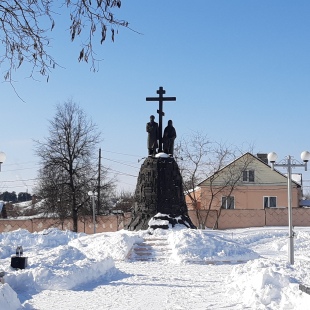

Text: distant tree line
xmin=0 ymin=191 xmax=32 ymax=203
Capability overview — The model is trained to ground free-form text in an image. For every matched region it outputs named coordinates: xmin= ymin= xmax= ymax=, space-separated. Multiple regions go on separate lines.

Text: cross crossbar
xmin=146 ymin=86 xmax=176 ymax=152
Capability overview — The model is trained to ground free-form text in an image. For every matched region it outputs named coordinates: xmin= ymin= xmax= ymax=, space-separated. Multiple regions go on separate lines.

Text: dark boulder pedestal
xmin=11 ymin=256 xmax=28 ymax=269
xmin=126 ymin=154 xmax=196 ymax=231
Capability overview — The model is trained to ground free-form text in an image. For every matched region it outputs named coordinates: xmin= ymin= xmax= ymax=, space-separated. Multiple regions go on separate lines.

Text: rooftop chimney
xmin=257 ymin=153 xmax=268 ymax=164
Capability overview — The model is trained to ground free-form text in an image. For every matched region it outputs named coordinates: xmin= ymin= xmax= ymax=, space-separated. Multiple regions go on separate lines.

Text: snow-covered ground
xmin=1 ymin=225 xmax=310 ymax=309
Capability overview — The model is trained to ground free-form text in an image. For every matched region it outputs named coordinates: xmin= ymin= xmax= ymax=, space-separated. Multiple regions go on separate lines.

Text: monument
xmin=126 ymin=87 xmax=196 ymax=231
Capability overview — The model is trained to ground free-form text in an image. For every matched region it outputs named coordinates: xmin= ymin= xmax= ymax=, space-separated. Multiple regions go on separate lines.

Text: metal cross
xmin=146 ymin=87 xmax=176 ymax=152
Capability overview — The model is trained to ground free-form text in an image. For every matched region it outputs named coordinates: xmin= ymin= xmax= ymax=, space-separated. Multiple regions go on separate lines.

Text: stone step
xmin=128 ymin=237 xmax=172 ymax=262
xmin=131 ymin=247 xmax=172 ymax=256
xmin=144 ymin=240 xmax=169 ymax=245
xmin=133 ymin=252 xmax=153 ymax=257
xmin=143 ymin=237 xmax=168 ymax=241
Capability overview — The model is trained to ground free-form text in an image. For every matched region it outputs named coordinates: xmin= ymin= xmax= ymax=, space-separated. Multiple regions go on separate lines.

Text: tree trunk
xmin=72 ymin=189 xmax=78 ymax=232
xmin=72 ymin=206 xmax=78 ymax=232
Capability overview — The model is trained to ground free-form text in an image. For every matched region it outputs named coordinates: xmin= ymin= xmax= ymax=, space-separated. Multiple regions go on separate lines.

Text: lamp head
xmin=301 ymin=151 xmax=310 ymax=162
xmin=0 ymin=152 xmax=6 ymax=164
xmin=267 ymin=152 xmax=278 ymax=163
xmin=88 ymin=191 xmax=97 ymax=196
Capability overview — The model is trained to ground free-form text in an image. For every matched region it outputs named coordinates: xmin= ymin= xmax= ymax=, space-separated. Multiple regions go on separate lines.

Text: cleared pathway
xmin=26 ymin=236 xmax=249 ymax=310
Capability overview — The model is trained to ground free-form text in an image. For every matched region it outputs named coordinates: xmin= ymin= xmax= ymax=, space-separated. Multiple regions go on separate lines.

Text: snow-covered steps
xmin=128 ymin=237 xmax=172 ymax=262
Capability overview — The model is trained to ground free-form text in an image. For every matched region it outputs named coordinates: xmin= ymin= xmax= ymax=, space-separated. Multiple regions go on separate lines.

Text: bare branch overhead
xmin=0 ymin=0 xmax=129 ymax=82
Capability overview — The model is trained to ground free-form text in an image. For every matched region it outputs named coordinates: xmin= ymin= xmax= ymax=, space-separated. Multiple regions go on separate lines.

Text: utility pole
xmin=97 ymin=148 xmax=101 ymax=215
xmin=268 ymin=151 xmax=310 ymax=265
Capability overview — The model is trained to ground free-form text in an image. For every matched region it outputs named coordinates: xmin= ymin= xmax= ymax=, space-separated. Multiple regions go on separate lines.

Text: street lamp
xmin=267 ymin=151 xmax=310 ymax=265
xmin=0 ymin=152 xmax=6 ymax=171
xmin=88 ymin=191 xmax=97 ymax=234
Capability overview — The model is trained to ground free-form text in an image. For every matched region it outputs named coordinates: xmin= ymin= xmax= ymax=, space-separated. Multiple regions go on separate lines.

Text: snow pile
xmin=227 ymin=257 xmax=310 ymax=309
xmin=148 ymin=215 xmax=170 ymax=228
xmin=0 ymin=283 xmax=22 ymax=310
xmin=228 ymin=259 xmax=297 ymax=308
xmin=5 ymin=244 xmax=114 ymax=291
xmin=1 ymin=229 xmax=142 ymax=293
xmin=166 ymin=228 xmax=260 ymax=263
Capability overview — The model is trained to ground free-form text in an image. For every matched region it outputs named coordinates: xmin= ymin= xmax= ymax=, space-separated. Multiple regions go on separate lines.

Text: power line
xmin=101 ymin=149 xmax=142 ymax=158
xmin=0 ymin=178 xmax=38 ymax=183
xmin=103 ymin=157 xmax=140 ymax=169
xmin=3 ymin=161 xmax=39 ymax=167
xmin=3 ymin=167 xmax=39 ymax=173
xmin=108 ymin=168 xmax=137 ymax=178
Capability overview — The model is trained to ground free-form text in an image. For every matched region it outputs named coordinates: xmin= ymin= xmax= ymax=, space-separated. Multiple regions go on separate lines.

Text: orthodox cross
xmin=146 ymin=86 xmax=176 ymax=152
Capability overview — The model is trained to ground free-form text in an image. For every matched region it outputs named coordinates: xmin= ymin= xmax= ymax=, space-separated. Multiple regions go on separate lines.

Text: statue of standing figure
xmin=146 ymin=115 xmax=159 ymax=156
xmin=163 ymin=120 xmax=176 ymax=156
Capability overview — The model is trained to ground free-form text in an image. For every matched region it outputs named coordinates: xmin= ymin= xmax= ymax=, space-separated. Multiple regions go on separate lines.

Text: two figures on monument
xmin=146 ymin=115 xmax=176 ymax=156
xmin=146 ymin=115 xmax=158 ymax=156
xmin=163 ymin=119 xmax=177 ymax=155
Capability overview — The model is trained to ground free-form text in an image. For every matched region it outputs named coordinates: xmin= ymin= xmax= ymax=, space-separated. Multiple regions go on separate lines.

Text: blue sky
xmin=1 ymin=0 xmax=310 ymax=194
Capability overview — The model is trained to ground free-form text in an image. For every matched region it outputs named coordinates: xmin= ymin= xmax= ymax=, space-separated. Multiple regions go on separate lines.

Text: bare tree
xmin=113 ymin=190 xmax=134 ymax=213
xmin=174 ymin=132 xmax=212 ymax=227
xmin=200 ymin=151 xmax=254 ymax=229
xmin=0 ymin=0 xmax=129 ymax=83
xmin=175 ymin=132 xmax=254 ymax=229
xmin=35 ymin=166 xmax=72 ymax=227
xmin=35 ymin=99 xmax=107 ymax=232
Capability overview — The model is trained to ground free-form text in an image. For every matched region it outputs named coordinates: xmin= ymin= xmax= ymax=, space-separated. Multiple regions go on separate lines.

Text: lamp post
xmin=267 ymin=151 xmax=310 ymax=265
xmin=88 ymin=191 xmax=97 ymax=234
xmin=0 ymin=152 xmax=6 ymax=171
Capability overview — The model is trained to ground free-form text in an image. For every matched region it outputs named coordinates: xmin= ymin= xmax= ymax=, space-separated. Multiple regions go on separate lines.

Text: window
xmin=243 ymin=170 xmax=255 ymax=182
xmin=221 ymin=196 xmax=235 ymax=209
xmin=264 ymin=196 xmax=277 ymax=208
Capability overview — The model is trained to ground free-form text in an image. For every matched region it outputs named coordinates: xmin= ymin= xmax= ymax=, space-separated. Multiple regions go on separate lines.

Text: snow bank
xmin=228 ymin=258 xmax=310 ymax=309
xmin=1 ymin=229 xmax=142 ymax=294
xmin=0 ymin=283 xmax=22 ymax=310
xmin=166 ymin=228 xmax=260 ymax=263
xmin=0 ymin=229 xmax=85 ymax=259
xmin=5 ymin=245 xmax=115 ymax=291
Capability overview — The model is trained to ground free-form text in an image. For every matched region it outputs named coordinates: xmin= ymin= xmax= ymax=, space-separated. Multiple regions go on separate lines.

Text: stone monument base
xmin=126 ymin=153 xmax=196 ymax=231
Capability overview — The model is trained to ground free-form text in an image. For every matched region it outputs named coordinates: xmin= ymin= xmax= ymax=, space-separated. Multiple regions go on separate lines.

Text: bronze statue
xmin=146 ymin=115 xmax=159 ymax=156
xmin=163 ymin=120 xmax=176 ymax=155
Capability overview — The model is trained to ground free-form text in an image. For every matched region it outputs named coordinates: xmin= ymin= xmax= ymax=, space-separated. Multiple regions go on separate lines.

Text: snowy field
xmin=1 ymin=225 xmax=310 ymax=309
